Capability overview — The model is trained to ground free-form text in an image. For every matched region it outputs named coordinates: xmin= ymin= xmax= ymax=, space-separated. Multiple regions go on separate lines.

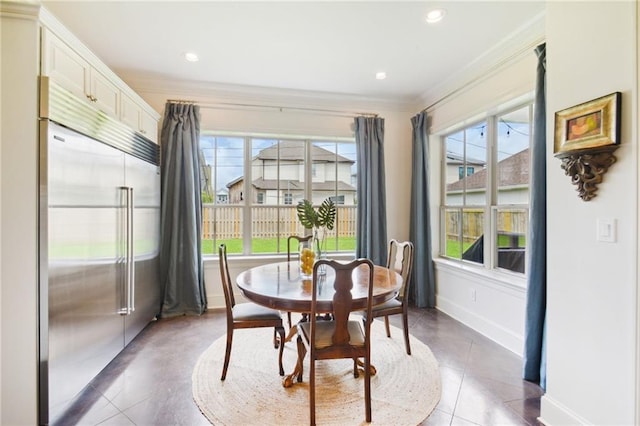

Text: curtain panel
xmin=159 ymin=102 xmax=207 ymax=317
xmin=354 ymin=116 xmax=388 ymax=266
xmin=523 ymin=43 xmax=547 ymax=389
xmin=410 ymin=112 xmax=436 ymax=308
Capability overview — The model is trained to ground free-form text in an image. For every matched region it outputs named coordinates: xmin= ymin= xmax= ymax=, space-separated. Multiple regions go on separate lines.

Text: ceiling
xmin=42 ymin=1 xmax=545 ymax=105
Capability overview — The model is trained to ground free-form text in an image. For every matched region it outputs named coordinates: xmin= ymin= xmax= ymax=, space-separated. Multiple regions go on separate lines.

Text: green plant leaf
xmin=296 ymin=199 xmax=318 ymax=229
xmin=317 ymin=198 xmax=336 ymax=230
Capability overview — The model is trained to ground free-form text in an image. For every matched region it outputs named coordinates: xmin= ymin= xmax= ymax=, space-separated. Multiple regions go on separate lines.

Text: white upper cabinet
xmin=42 ymin=29 xmax=120 ymax=120
xmin=121 ymin=92 xmax=159 ymax=143
xmin=41 ymin=27 xmax=159 ymax=143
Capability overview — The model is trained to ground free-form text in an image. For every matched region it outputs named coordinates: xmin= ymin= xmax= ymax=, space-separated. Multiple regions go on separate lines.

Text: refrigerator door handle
xmin=119 ymin=186 xmax=134 ymax=315
xmin=128 ymin=187 xmax=135 ymax=313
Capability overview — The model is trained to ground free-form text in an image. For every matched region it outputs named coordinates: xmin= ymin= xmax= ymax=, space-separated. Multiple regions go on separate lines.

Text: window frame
xmin=439 ymin=101 xmax=532 ymax=276
xmin=201 ymin=132 xmax=356 ymax=257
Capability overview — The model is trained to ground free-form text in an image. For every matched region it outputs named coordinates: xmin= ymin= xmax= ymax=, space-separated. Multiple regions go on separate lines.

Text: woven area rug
xmin=192 ymin=319 xmax=441 ymax=425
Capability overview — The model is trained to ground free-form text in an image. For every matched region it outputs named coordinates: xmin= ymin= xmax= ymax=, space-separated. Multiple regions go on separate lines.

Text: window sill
xmin=434 ymin=257 xmax=527 ymax=292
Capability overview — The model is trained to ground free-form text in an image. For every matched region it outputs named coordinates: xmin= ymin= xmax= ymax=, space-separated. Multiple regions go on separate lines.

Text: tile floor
xmin=52 ymin=307 xmax=543 ymax=426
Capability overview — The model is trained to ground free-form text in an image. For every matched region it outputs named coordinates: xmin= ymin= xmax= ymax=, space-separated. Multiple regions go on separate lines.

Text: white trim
xmin=435 ymin=257 xmax=526 ymax=293
xmin=437 ymin=294 xmax=524 ymax=356
xmin=540 ymin=395 xmax=592 ymax=426
xmin=434 ymin=257 xmax=526 ymax=355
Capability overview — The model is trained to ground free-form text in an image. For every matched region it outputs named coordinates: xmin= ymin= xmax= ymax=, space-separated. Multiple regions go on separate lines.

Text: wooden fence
xmin=445 ymin=208 xmax=527 ymax=244
xmin=202 ymin=205 xmax=357 ymax=239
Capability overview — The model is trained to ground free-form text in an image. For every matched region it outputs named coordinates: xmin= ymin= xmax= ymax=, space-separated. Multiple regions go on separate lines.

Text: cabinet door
xmin=90 ymin=69 xmax=119 ymax=119
xmin=120 ymin=93 xmax=159 ymax=143
xmin=42 ymin=29 xmax=90 ymax=101
xmin=140 ymin=109 xmax=159 ymax=143
xmin=120 ymin=92 xmax=141 ymax=131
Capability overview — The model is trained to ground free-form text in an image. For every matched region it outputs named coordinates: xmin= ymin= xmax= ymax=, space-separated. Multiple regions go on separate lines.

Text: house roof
xmin=447 ymin=148 xmax=529 ymax=191
xmin=251 ymin=178 xmax=355 ymax=192
xmin=254 ymin=141 xmax=354 ymax=163
xmin=446 ymin=152 xmax=485 ymax=167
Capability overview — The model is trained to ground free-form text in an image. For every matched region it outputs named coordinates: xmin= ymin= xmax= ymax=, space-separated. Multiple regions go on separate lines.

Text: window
xmin=442 ymin=103 xmax=531 ymax=274
xmin=329 ymin=195 xmax=345 ymax=205
xmin=458 ymin=166 xmax=475 ymax=180
xmin=200 ymin=135 xmax=357 ymax=255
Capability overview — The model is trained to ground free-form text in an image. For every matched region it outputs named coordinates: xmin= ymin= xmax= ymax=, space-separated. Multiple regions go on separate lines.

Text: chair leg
xmin=384 ymin=315 xmax=391 ymax=338
xmin=364 ymin=354 xmax=371 ymax=423
xmin=310 ymin=357 xmax=316 ymax=426
xmin=221 ymin=329 xmax=233 ymax=381
xmin=402 ymin=311 xmax=411 ymax=355
xmin=276 ymin=326 xmax=285 ymax=376
xmin=287 ymin=311 xmax=292 ymax=329
xmin=295 ymin=335 xmax=306 ymax=383
xmin=273 ymin=327 xmax=279 ymax=348
xmin=352 ymin=358 xmax=359 ymax=378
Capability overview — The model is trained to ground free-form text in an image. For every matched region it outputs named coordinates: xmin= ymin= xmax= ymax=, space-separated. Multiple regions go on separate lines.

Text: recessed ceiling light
xmin=375 ymin=71 xmax=387 ymax=80
xmin=426 ymin=8 xmax=446 ymax=24
xmin=184 ymin=52 xmax=199 ymax=62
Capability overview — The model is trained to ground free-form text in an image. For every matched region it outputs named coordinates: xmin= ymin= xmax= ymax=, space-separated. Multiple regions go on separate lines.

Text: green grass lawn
xmin=203 ymin=237 xmax=356 ymax=255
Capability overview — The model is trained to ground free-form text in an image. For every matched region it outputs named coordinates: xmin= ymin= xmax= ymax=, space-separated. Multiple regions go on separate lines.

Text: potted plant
xmin=296 ymin=198 xmax=336 ymax=262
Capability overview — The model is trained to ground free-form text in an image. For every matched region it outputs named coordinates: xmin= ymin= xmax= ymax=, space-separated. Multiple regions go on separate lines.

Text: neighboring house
xmin=446 ymin=148 xmax=529 ymax=205
xmin=445 ymin=151 xmax=486 ymax=184
xmin=226 ymin=141 xmax=356 ymax=205
xmin=215 ymin=188 xmax=228 ymax=204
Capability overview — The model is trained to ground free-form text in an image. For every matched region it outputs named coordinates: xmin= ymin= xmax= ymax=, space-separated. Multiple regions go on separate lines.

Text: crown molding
xmin=0 ymin=0 xmax=40 ymax=20
xmin=120 ymin=70 xmax=417 ymax=115
xmin=418 ymin=10 xmax=545 ymax=109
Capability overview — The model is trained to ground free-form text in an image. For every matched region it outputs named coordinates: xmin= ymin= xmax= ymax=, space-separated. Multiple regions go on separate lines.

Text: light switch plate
xmin=597 ymin=218 xmax=616 ymax=243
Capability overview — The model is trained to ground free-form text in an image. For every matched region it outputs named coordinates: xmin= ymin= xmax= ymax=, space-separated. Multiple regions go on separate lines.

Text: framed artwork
xmin=554 ymin=92 xmax=621 ymax=153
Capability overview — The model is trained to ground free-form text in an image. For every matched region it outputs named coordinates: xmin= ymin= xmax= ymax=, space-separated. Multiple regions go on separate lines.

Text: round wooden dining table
xmin=236 ymin=260 xmax=403 ymax=387
xmin=235 ymin=260 xmax=403 ymax=314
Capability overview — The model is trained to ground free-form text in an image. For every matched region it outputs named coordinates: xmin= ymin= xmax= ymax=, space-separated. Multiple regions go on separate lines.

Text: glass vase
xmin=313 ymin=228 xmax=327 ymax=275
xmin=298 ymin=239 xmax=315 ymax=279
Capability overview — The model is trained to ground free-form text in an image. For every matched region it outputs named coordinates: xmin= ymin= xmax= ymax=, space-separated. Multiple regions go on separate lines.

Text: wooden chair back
xmin=218 ymin=244 xmax=236 ymax=320
xmin=287 ymin=235 xmax=313 ymax=261
xmin=387 ymin=239 xmax=414 ymax=302
xmin=310 ymin=258 xmax=374 ymax=355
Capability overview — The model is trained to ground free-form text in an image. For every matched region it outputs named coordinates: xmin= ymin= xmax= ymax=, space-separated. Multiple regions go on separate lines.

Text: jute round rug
xmin=192 ymin=319 xmax=441 ymax=425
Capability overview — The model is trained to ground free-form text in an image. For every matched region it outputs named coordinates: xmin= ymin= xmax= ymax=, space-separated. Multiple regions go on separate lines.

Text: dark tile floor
xmin=52 ymin=307 xmax=543 ymax=426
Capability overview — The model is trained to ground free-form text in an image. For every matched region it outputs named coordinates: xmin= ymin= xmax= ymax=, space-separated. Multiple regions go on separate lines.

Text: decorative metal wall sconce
xmin=554 ymin=92 xmax=621 ymax=201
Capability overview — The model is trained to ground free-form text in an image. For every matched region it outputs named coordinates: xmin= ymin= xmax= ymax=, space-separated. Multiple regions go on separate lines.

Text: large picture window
xmin=200 ymin=135 xmax=357 ymax=255
xmin=442 ymin=103 xmax=531 ymax=274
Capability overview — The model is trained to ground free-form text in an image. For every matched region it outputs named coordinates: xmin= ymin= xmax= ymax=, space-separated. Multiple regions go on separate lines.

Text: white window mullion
xmin=486 ymin=115 xmax=497 ymax=270
xmin=242 ymin=136 xmax=252 ymax=255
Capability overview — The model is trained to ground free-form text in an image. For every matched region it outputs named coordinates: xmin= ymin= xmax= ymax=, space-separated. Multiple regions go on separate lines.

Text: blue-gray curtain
xmin=159 ymin=102 xmax=206 ymax=317
xmin=410 ymin=112 xmax=436 ymax=308
xmin=354 ymin=116 xmax=387 ymax=266
xmin=523 ymin=43 xmax=546 ymax=389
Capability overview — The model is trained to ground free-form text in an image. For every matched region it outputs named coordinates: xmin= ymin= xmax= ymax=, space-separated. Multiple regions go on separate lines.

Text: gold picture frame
xmin=554 ymin=92 xmax=621 ymax=153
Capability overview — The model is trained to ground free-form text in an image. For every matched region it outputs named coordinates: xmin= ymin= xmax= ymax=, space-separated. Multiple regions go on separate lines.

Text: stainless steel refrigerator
xmin=38 ymin=78 xmax=161 ymax=425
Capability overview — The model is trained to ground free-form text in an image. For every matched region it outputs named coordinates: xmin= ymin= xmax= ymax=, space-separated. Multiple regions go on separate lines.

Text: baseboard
xmin=540 ymin=395 xmax=591 ymax=425
xmin=436 ymin=295 xmax=524 ymax=356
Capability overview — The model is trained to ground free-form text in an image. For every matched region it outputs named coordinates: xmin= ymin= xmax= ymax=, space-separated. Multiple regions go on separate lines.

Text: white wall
xmin=541 ymin=2 xmax=637 ymax=425
xmin=126 ymin=76 xmax=414 ymax=307
xmin=427 ymin=50 xmax=537 ymax=356
xmin=0 ymin=3 xmax=41 ymax=424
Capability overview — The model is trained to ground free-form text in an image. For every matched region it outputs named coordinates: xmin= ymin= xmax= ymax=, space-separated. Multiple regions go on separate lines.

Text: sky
xmin=199 ymin=136 xmax=357 ymax=193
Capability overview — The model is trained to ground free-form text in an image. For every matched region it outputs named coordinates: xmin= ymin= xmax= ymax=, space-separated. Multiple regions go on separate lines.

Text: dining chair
xmin=286 ymin=235 xmax=312 ymax=328
xmin=295 ymin=258 xmax=375 ymax=425
xmin=219 ymin=244 xmax=285 ymax=380
xmin=365 ymin=239 xmax=414 ymax=355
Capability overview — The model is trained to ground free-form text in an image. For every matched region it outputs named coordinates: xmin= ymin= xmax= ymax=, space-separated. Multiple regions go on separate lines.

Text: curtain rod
xmin=421 ymin=36 xmax=545 ymax=114
xmin=167 ymin=99 xmax=197 ymax=104
xmin=167 ymin=99 xmax=378 ymax=118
